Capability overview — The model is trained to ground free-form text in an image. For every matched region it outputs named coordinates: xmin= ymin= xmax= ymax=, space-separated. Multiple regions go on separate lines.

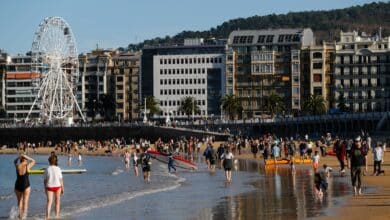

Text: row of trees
xmin=128 ymin=2 xmax=390 ymax=50
xmin=143 ymin=93 xmax=328 ymax=121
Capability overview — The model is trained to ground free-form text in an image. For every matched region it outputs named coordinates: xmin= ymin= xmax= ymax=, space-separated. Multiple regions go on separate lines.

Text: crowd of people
xmin=9 ymin=132 xmax=389 ymax=218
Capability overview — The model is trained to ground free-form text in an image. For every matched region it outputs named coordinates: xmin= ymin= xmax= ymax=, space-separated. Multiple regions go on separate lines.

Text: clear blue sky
xmin=0 ymin=0 xmax=380 ymax=54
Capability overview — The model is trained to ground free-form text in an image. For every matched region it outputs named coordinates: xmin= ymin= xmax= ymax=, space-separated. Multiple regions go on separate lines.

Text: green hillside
xmin=128 ymin=1 xmax=390 ymax=50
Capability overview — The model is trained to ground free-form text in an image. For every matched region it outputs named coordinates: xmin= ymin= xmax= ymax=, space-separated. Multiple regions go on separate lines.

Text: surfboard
xmin=29 ymin=169 xmax=87 ymax=175
xmin=146 ymin=150 xmax=198 ymax=170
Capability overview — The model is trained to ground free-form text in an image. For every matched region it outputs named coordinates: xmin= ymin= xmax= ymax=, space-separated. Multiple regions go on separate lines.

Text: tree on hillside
xmin=128 ymin=2 xmax=390 ymax=50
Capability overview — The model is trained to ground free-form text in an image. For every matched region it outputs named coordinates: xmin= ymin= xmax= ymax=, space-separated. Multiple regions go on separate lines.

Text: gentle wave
xmin=30 ymin=171 xmax=185 ymax=219
xmin=0 ymin=194 xmax=13 ymax=200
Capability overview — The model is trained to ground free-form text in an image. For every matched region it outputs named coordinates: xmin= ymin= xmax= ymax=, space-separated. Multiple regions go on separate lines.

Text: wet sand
xmin=236 ymin=149 xmax=390 ymax=220
xmin=2 ymin=144 xmax=390 ymax=219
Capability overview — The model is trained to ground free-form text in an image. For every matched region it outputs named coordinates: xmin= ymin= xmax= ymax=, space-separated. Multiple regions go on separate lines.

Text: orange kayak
xmin=264 ymin=158 xmax=312 ymax=165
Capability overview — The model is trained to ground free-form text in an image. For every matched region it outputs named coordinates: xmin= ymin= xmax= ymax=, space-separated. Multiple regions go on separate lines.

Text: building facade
xmin=226 ymin=29 xmax=314 ymax=118
xmin=0 ymin=50 xmax=8 ymax=111
xmin=5 ymin=54 xmax=40 ymax=120
xmin=142 ymin=39 xmax=225 ymax=119
xmin=78 ymin=49 xmax=114 ymax=119
xmin=334 ymin=31 xmax=390 ymax=112
xmin=110 ymin=52 xmax=141 ymax=121
xmin=301 ymin=42 xmax=335 ymax=109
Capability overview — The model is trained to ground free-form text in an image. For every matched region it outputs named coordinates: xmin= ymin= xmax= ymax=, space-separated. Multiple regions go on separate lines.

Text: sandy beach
xmin=2 ymin=143 xmax=390 ymax=219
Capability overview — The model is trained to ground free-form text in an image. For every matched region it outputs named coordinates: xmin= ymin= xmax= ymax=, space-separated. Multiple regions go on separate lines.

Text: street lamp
xmin=143 ymin=97 xmax=147 ymax=123
xmin=220 ymin=104 xmax=223 ymax=121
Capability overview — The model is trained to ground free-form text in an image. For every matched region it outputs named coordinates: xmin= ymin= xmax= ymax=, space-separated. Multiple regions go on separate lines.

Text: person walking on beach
xmin=44 ymin=155 xmax=64 ymax=219
xmin=77 ymin=152 xmax=83 ymax=166
xmin=373 ymin=143 xmax=385 ymax=176
xmin=132 ymin=150 xmax=139 ymax=176
xmin=124 ymin=150 xmax=131 ymax=169
xmin=221 ymin=146 xmax=234 ymax=182
xmin=168 ymin=153 xmax=177 ymax=173
xmin=209 ymin=145 xmax=218 ymax=172
xmin=312 ymin=151 xmax=320 ymax=173
xmin=140 ymin=148 xmax=152 ymax=183
xmin=349 ymin=137 xmax=365 ymax=196
xmin=14 ymin=154 xmax=35 ymax=219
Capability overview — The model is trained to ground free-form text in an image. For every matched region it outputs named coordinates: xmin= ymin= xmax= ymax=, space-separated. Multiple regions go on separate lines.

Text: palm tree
xmin=264 ymin=92 xmax=284 ymax=118
xmin=221 ymin=94 xmax=241 ymax=120
xmin=178 ymin=96 xmax=200 ymax=118
xmin=303 ymin=94 xmax=327 ymax=115
xmin=145 ymin=96 xmax=160 ymax=119
xmin=337 ymin=94 xmax=348 ymax=112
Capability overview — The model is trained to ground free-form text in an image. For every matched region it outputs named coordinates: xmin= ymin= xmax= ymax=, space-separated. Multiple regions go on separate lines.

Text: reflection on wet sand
xmin=195 ymin=159 xmax=350 ymax=220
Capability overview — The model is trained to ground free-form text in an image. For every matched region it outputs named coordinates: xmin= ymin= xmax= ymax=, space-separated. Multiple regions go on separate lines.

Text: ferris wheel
xmin=25 ymin=17 xmax=85 ymax=124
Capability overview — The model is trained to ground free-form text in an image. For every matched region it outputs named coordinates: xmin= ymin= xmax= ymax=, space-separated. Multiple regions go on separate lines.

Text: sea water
xmin=0 ymin=155 xmax=351 ymax=219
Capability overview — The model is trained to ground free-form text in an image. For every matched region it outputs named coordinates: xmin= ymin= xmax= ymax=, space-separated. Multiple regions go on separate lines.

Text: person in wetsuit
xmin=14 ymin=154 xmax=36 ymax=219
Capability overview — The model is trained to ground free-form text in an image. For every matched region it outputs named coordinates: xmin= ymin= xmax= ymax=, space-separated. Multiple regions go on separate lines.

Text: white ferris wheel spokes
xmin=26 ymin=17 xmax=85 ymax=124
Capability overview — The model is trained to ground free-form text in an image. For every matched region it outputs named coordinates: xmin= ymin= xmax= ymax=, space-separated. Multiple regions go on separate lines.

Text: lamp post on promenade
xmin=143 ymin=97 xmax=147 ymax=123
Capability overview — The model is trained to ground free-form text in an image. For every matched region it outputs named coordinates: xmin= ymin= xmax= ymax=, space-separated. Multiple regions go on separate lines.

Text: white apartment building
xmin=334 ymin=30 xmax=390 ymax=112
xmin=5 ymin=55 xmax=40 ymax=120
xmin=153 ymin=53 xmax=225 ymax=119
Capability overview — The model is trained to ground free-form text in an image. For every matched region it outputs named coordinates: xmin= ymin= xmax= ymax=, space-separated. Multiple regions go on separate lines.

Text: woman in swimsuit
xmin=14 ymin=154 xmax=35 ymax=219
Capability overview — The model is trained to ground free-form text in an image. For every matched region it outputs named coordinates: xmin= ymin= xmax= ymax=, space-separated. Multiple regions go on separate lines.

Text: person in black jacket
xmin=349 ymin=136 xmax=365 ymax=195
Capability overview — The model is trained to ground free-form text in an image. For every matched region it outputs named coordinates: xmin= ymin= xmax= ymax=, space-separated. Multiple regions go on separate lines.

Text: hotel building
xmin=226 ymin=28 xmax=314 ymax=118
xmin=334 ymin=30 xmax=390 ymax=112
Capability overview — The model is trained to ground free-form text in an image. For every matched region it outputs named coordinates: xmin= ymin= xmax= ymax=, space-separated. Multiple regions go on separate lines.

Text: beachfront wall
xmin=184 ymin=112 xmax=390 ymax=138
xmin=0 ymin=125 xmax=229 ymax=145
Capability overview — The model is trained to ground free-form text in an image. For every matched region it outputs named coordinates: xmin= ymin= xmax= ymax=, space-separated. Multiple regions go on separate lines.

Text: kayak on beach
xmin=29 ymin=169 xmax=87 ymax=175
xmin=147 ymin=150 xmax=198 ymax=170
xmin=264 ymin=158 xmax=312 ymax=165
xmin=326 ymin=151 xmax=337 ymax=156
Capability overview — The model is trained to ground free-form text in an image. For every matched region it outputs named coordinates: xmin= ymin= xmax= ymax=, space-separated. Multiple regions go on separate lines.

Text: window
xmin=313 ymin=63 xmax=323 ymax=69
xmin=278 ymin=35 xmax=284 ymax=42
xmin=313 ymin=74 xmax=322 ymax=82
xmin=233 ymin=36 xmax=240 ymax=44
xmin=160 ymin=79 xmax=163 ymax=85
xmin=257 ymin=35 xmax=266 ymax=43
xmin=266 ymin=35 xmax=274 ymax=43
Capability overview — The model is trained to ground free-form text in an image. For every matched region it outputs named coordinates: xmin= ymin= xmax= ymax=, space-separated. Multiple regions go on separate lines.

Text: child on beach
xmin=373 ymin=143 xmax=385 ymax=176
xmin=312 ymin=151 xmax=320 ymax=173
xmin=124 ymin=150 xmax=131 ymax=169
xmin=168 ymin=153 xmax=177 ymax=173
